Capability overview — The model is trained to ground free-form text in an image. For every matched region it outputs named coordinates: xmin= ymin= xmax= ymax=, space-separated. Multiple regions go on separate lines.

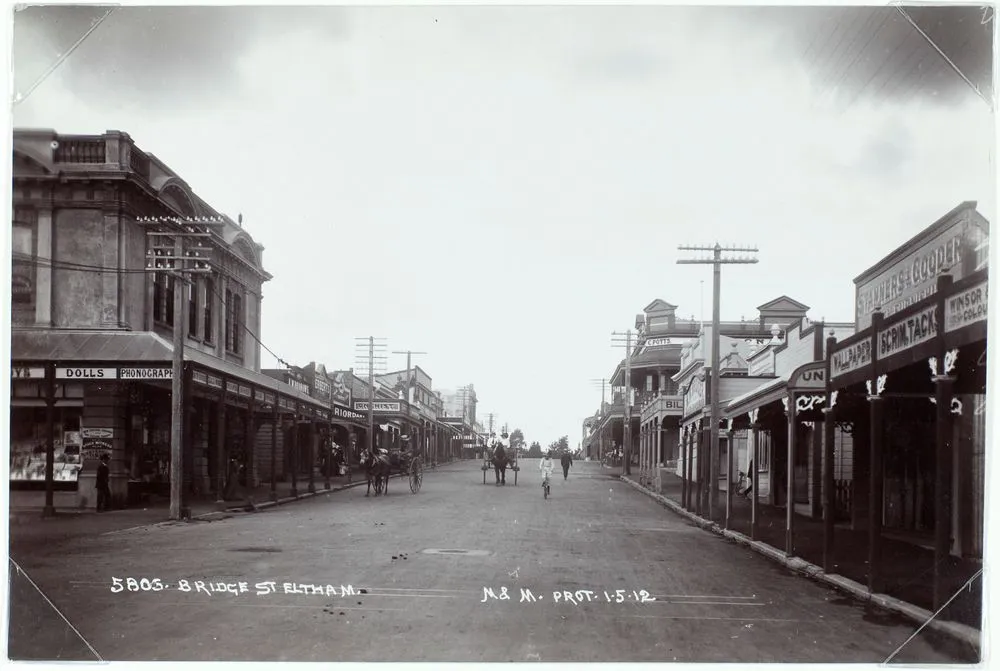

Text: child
xmin=539 ymin=451 xmax=555 ymax=491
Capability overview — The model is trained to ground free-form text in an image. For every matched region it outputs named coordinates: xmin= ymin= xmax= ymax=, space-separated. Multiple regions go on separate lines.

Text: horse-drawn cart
xmin=481 ymin=441 xmax=519 ymax=486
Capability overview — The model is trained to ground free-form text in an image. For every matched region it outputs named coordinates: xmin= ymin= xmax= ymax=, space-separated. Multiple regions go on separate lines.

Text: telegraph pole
xmin=611 ymin=330 xmax=637 ymax=476
xmin=143 ymin=215 xmax=223 ymax=521
xmin=677 ymin=243 xmax=758 ymax=520
xmin=355 ymin=337 xmax=387 ymax=457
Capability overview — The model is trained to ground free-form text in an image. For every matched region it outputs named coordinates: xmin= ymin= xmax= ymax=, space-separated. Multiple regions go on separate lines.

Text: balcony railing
xmin=54 ymin=137 xmax=106 ymax=163
xmin=49 ymin=131 xmax=151 ymax=180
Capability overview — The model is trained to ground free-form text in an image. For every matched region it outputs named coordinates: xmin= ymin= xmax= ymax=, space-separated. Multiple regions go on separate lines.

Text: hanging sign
xmin=878 ymin=306 xmax=937 ymax=360
xmin=120 ymin=367 xmax=172 ymax=380
xmin=11 ymin=366 xmax=45 ymax=379
xmin=831 ymin=339 xmax=871 ymax=379
xmin=788 ymin=361 xmax=826 ymax=391
xmin=354 ymin=401 xmax=401 ymax=412
xmin=945 ymin=280 xmax=988 ymax=333
xmin=57 ymin=367 xmax=117 ymax=380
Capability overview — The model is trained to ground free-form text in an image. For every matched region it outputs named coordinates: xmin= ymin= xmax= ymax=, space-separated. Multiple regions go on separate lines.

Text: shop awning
xmin=11 ymin=329 xmax=173 ymax=362
xmin=725 ymin=375 xmax=788 ymax=419
xmin=11 ymin=329 xmax=328 ymax=414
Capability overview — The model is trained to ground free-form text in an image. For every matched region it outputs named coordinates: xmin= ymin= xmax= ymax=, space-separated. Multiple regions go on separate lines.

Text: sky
xmin=8 ymin=2 xmax=996 ymax=448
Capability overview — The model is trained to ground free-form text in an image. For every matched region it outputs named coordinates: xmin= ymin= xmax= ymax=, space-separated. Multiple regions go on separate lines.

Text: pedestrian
xmin=743 ymin=460 xmax=754 ymax=498
xmin=96 ymin=453 xmax=111 ymax=512
xmin=493 ymin=441 xmax=507 ymax=486
xmin=560 ymin=451 xmax=573 ymax=480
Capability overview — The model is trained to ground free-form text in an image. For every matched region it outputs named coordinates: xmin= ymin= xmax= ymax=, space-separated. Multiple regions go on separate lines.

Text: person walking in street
xmin=493 ymin=441 xmax=507 ymax=486
xmin=96 ymin=453 xmax=111 ymax=512
xmin=560 ymin=451 xmax=573 ymax=480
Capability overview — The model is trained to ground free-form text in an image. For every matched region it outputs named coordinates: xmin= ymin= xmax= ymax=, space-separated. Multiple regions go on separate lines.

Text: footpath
xmin=617 ymin=469 xmax=981 ymax=655
xmin=8 ymin=460 xmax=466 ymax=551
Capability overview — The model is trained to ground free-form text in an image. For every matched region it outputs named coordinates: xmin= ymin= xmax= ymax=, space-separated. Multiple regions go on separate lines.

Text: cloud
xmin=750 ymin=5 xmax=994 ymax=109
xmin=12 ymin=6 xmax=349 ymax=108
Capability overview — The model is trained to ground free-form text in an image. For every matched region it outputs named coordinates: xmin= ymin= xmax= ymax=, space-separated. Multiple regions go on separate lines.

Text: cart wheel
xmin=409 ymin=460 xmax=423 ymax=494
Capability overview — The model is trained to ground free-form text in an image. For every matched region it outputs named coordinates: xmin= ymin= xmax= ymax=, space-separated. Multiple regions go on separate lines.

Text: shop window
xmin=12 ymin=208 xmax=36 ymax=306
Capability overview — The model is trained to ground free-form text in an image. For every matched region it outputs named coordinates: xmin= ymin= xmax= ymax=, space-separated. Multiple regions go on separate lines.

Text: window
xmin=188 ymin=280 xmax=198 ymax=338
xmin=153 ymin=273 xmax=175 ymax=326
xmin=224 ymin=289 xmax=233 ymax=350
xmin=225 ymin=288 xmax=243 ymax=355
xmin=12 ymin=208 xmax=36 ymax=305
xmin=203 ymin=277 xmax=214 ymax=342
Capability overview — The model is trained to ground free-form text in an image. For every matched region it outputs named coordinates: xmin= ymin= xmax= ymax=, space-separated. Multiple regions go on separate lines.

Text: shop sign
xmin=120 ymin=367 xmax=172 ymax=380
xmin=788 ymin=361 xmax=826 ymax=391
xmin=354 ymin=401 xmax=402 ymax=413
xmin=683 ymin=377 xmax=705 ymax=416
xmin=878 ymin=306 xmax=937 ymax=360
xmin=831 ymin=339 xmax=871 ymax=379
xmin=56 ymin=367 xmax=116 ymax=380
xmin=330 ymin=372 xmax=352 ymax=406
xmin=287 ymin=378 xmax=310 ymax=394
xmin=946 ymin=280 xmax=988 ymax=333
xmin=226 ymin=381 xmax=240 ymax=394
xmin=238 ymin=385 xmax=252 ymax=398
xmin=855 ymin=220 xmax=979 ymax=330
xmin=193 ymin=371 xmax=208 ymax=385
xmin=332 ymin=403 xmax=365 ymax=422
xmin=659 ymin=395 xmax=684 ymax=416
xmin=206 ymin=374 xmax=223 ymax=388
xmin=81 ymin=427 xmax=114 ymax=461
xmin=11 ymin=366 xmax=45 ymax=379
xmin=312 ymin=375 xmax=331 ymax=401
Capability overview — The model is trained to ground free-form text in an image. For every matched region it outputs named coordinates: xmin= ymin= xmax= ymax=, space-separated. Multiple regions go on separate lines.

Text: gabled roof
xmin=643 ymin=299 xmax=678 ymax=313
xmin=757 ymin=295 xmax=811 ymax=312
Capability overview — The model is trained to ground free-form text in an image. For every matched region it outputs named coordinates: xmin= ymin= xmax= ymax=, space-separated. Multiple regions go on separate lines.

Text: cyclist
xmin=539 ymin=450 xmax=555 ymax=496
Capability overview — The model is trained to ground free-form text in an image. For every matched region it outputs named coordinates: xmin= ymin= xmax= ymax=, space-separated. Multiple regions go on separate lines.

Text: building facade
xmin=11 ymin=129 xmax=336 ymax=507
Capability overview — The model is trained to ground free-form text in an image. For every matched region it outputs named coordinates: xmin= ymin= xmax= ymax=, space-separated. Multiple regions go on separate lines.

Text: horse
xmin=362 ymin=448 xmax=391 ymax=497
xmin=492 ymin=444 xmax=508 ymax=485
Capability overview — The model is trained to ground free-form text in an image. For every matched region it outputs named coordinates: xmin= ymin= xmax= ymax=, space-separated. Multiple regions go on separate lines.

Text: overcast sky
xmin=10 ymin=3 xmax=996 ymax=447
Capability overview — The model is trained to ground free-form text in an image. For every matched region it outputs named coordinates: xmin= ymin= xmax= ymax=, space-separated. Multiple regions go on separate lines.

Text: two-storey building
xmin=10 ymin=129 xmax=335 ymax=508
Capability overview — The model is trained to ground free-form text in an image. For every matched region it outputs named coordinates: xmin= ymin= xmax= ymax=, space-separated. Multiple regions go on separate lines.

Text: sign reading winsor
xmin=946 ymin=280 xmax=988 ymax=333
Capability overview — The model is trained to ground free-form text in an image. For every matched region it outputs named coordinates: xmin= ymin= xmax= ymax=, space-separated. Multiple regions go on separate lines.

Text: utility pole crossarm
xmin=675 ymin=240 xmax=759 ymax=521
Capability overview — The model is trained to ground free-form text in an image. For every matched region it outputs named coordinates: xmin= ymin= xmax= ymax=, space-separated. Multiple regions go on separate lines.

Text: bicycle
xmin=542 ymin=472 xmax=551 ymax=499
xmin=735 ymin=471 xmax=752 ymax=498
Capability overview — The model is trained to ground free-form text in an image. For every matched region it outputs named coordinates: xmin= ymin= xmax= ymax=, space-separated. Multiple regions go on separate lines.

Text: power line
xmin=14 ymin=253 xmax=295 ymax=370
xmin=895 ymin=4 xmax=993 ymax=109
xmin=13 ymin=7 xmax=116 ymax=106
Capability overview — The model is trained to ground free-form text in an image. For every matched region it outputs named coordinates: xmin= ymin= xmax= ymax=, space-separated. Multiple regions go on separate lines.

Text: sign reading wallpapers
xmin=831 ymin=339 xmax=872 ymax=380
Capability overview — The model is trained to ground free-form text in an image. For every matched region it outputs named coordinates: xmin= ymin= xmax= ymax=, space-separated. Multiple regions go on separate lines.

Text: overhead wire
xmin=821 ymin=8 xmax=891 ymax=107
xmin=12 ymin=253 xmax=294 ymax=370
xmin=14 ymin=7 xmax=116 ymax=106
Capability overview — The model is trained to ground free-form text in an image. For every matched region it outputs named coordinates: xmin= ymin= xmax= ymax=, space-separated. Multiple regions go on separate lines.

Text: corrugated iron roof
xmin=11 ymin=330 xmax=174 ymax=362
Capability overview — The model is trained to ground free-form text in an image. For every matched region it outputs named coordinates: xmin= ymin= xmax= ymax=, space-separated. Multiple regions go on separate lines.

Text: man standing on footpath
xmin=560 ymin=451 xmax=573 ymax=480
xmin=96 ymin=453 xmax=112 ymax=512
